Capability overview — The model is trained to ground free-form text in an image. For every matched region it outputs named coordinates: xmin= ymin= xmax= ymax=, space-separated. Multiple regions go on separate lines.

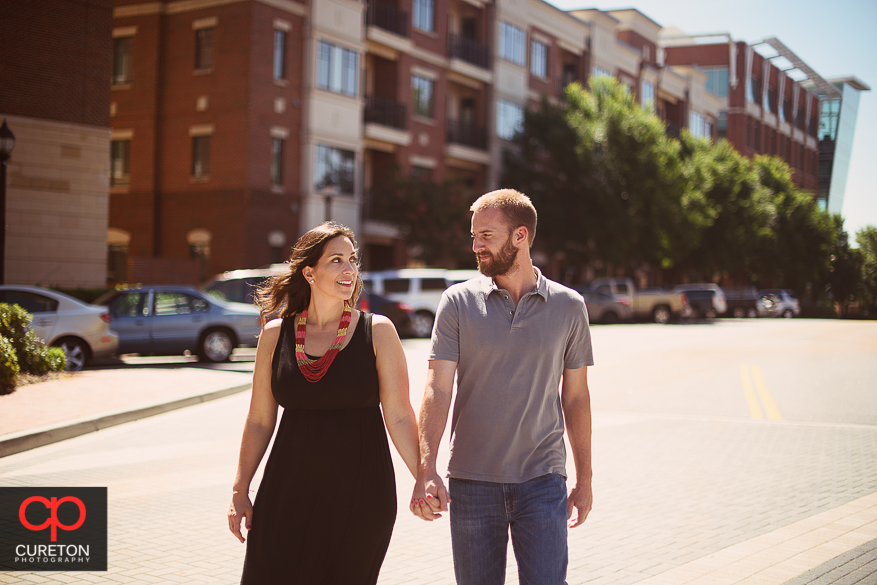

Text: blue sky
xmin=545 ymin=0 xmax=877 ymax=243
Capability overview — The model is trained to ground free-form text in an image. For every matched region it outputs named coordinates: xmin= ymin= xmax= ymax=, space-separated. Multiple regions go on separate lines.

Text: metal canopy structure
xmin=759 ymin=37 xmax=842 ymax=99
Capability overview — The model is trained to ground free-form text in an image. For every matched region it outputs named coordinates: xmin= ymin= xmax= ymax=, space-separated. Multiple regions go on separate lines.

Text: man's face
xmin=471 ymin=209 xmax=520 ymax=278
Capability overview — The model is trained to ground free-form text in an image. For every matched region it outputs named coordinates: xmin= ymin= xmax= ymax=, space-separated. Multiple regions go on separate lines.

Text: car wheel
xmin=706 ymin=308 xmax=717 ymax=319
xmin=733 ymin=306 xmax=746 ymax=319
xmin=199 ymin=329 xmax=235 ymax=362
xmin=652 ymin=305 xmax=671 ymax=324
xmin=56 ymin=338 xmax=89 ymax=372
xmin=412 ymin=311 xmax=435 ymax=338
xmin=601 ymin=311 xmax=619 ymax=324
xmin=747 ymin=307 xmax=758 ymax=318
xmin=782 ymin=309 xmax=794 ymax=318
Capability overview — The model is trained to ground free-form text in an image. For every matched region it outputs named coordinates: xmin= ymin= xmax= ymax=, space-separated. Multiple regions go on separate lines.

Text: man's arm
xmin=561 ymin=365 xmax=592 ymax=528
xmin=410 ymin=359 xmax=457 ymax=521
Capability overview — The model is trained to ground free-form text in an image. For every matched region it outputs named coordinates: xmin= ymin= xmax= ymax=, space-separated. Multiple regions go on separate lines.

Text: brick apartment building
xmin=110 ymin=1 xmax=728 ymax=278
xmin=663 ymin=36 xmax=824 ymax=197
xmin=109 ymin=0 xmax=305 ymax=284
xmin=0 ymin=0 xmax=113 ymax=288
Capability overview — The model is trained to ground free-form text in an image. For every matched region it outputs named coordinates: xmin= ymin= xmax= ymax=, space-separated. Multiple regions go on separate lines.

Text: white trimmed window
xmin=195 ymin=27 xmax=215 ymax=70
xmin=411 ymin=76 xmax=434 ymax=118
xmin=594 ymin=66 xmax=611 ymax=79
xmin=689 ymin=111 xmax=710 ymax=140
xmin=192 ymin=135 xmax=211 ymax=178
xmin=496 ymin=100 xmax=524 ymax=140
xmin=110 ymin=140 xmax=131 ymax=187
xmin=113 ymin=37 xmax=133 ymax=85
xmin=641 ymin=81 xmax=655 ymax=110
xmin=413 ymin=0 xmax=434 ymax=32
xmin=499 ymin=22 xmax=526 ymax=66
xmin=530 ymin=40 xmax=547 ymax=78
xmin=271 ymin=138 xmax=284 ymax=186
xmin=273 ymin=30 xmax=286 ymax=80
xmin=318 ymin=41 xmax=358 ymax=97
xmin=315 ymin=145 xmax=356 ymax=195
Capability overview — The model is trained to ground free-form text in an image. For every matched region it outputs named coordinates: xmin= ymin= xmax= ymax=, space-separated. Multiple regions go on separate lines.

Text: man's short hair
xmin=470 ymin=189 xmax=537 ymax=247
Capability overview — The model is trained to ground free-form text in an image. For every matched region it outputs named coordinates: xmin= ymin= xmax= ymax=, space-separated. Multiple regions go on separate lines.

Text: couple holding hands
xmin=228 ymin=189 xmax=594 ymax=585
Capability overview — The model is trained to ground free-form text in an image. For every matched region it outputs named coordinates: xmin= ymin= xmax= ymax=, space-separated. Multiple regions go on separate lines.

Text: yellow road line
xmin=740 ymin=365 xmax=763 ymax=420
xmin=751 ymin=365 xmax=784 ymax=421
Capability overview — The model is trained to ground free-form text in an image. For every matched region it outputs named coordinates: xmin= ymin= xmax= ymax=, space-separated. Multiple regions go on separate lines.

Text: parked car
xmin=757 ymin=289 xmax=800 ymax=318
xmin=571 ymin=287 xmax=633 ymax=324
xmin=445 ymin=269 xmax=482 ymax=285
xmin=361 ymin=269 xmax=452 ymax=337
xmin=589 ymin=277 xmax=690 ymax=323
xmin=722 ymin=287 xmax=760 ymax=318
xmin=0 ymin=285 xmax=119 ymax=372
xmin=94 ymin=286 xmax=261 ymax=362
xmin=202 ymin=267 xmax=280 ymax=306
xmin=673 ymin=283 xmax=728 ymax=319
xmin=204 ymin=267 xmax=417 ymax=337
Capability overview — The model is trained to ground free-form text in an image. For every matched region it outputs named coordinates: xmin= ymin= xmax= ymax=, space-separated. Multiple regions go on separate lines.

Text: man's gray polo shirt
xmin=429 ymin=269 xmax=594 ymax=484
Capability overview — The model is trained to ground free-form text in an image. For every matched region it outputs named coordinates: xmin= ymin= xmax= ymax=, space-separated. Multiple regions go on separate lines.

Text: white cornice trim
xmin=115 ymin=0 xmax=306 ymax=19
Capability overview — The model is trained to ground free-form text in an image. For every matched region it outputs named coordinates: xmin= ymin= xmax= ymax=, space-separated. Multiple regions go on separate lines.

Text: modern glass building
xmin=813 ymin=77 xmax=870 ymax=214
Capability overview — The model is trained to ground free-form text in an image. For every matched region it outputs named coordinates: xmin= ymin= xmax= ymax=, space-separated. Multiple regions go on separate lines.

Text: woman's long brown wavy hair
xmin=255 ymin=222 xmax=363 ymax=321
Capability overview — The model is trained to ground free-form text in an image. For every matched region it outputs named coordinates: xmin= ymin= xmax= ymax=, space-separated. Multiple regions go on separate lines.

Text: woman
xmin=228 ymin=222 xmax=420 ymax=584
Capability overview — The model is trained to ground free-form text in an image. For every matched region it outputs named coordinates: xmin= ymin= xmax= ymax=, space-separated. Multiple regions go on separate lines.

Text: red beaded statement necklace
xmin=295 ymin=302 xmax=352 ymax=383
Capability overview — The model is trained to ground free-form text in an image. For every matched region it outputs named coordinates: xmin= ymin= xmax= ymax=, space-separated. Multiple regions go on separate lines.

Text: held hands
xmin=567 ymin=482 xmax=593 ymax=528
xmin=410 ymin=470 xmax=450 ymax=521
xmin=228 ymin=492 xmax=254 ymax=543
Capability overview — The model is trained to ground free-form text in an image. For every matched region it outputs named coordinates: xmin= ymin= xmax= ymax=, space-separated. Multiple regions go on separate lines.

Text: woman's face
xmin=305 ymin=236 xmax=358 ymax=302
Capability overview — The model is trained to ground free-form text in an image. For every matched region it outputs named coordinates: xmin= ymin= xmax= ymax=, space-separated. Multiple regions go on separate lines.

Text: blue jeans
xmin=449 ymin=473 xmax=568 ymax=585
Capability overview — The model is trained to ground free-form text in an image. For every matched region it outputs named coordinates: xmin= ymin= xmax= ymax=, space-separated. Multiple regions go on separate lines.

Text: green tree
xmin=824 ymin=218 xmax=864 ymax=314
xmin=856 ymin=226 xmax=877 ymax=312
xmin=751 ymin=156 xmax=835 ymax=294
xmin=370 ymin=174 xmax=475 ymax=268
xmin=677 ymin=134 xmax=775 ymax=282
xmin=504 ymin=77 xmax=706 ymax=273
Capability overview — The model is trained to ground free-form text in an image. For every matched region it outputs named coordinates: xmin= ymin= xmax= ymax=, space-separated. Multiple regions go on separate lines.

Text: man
xmin=411 ymin=189 xmax=594 ymax=585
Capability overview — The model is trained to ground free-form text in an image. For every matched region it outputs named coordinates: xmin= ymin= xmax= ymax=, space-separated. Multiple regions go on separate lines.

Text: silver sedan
xmin=95 ymin=285 xmax=261 ymax=362
xmin=0 ymin=285 xmax=119 ymax=371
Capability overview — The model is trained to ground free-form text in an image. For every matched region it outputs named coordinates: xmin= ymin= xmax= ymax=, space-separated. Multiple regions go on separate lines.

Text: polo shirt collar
xmin=483 ymin=267 xmax=549 ymax=300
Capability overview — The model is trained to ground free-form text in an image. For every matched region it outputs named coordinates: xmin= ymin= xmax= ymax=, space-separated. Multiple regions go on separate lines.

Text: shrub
xmin=0 ymin=304 xmax=68 ymax=391
xmin=0 ymin=335 xmax=20 ymax=394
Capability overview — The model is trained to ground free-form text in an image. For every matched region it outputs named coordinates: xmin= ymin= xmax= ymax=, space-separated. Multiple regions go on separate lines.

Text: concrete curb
xmin=0 ymin=383 xmax=251 ymax=458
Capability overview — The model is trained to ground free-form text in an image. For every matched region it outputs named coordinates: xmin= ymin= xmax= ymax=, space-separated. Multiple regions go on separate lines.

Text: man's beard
xmin=476 ymin=235 xmax=519 ymax=277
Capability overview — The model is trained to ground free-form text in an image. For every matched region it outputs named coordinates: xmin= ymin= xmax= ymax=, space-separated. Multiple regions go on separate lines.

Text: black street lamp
xmin=0 ymin=119 xmax=15 ymax=285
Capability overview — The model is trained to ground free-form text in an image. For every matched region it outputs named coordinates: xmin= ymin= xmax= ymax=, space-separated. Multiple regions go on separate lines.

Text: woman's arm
xmin=228 ymin=319 xmax=282 ymax=543
xmin=373 ymin=314 xmax=420 ymax=478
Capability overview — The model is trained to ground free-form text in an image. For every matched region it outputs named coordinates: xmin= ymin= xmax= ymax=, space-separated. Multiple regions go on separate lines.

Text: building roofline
xmin=826 ymin=77 xmax=871 ymax=92
xmin=603 ymin=7 xmax=663 ymax=30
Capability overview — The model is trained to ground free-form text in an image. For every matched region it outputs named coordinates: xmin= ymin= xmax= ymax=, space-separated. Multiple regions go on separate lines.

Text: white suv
xmin=360 ymin=269 xmax=451 ymax=337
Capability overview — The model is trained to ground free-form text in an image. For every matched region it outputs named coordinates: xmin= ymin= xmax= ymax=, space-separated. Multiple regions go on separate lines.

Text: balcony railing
xmin=665 ymin=123 xmax=682 ymax=139
xmin=448 ymin=33 xmax=490 ymax=70
xmin=364 ymin=97 xmax=407 ymax=130
xmin=447 ymin=119 xmax=487 ymax=150
xmin=367 ymin=1 xmax=408 ymax=38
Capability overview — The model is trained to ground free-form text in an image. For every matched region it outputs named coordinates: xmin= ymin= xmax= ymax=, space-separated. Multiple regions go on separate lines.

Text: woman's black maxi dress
xmin=240 ymin=313 xmax=397 ymax=584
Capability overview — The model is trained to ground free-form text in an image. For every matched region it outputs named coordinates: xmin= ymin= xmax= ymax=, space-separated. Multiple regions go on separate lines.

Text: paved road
xmin=1 ymin=319 xmax=875 ymax=584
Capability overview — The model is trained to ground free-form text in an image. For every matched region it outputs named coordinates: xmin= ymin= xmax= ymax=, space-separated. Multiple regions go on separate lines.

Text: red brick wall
xmin=110 ymin=0 xmax=303 ymax=278
xmin=617 ymin=30 xmax=656 ymax=68
xmin=0 ymin=0 xmax=112 ymax=127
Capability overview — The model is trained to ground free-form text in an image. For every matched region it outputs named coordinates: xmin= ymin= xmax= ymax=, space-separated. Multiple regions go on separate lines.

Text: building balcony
xmin=366 ymin=1 xmax=408 ymax=38
xmin=364 ymin=97 xmax=411 ymax=147
xmin=365 ymin=97 xmax=407 ymax=130
xmin=448 ymin=33 xmax=490 ymax=70
xmin=665 ymin=123 xmax=682 ymax=139
xmin=447 ymin=119 xmax=487 ymax=150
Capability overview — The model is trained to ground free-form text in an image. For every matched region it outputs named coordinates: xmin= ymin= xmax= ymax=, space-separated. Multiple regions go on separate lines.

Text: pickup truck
xmin=588 ymin=277 xmax=690 ymax=324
